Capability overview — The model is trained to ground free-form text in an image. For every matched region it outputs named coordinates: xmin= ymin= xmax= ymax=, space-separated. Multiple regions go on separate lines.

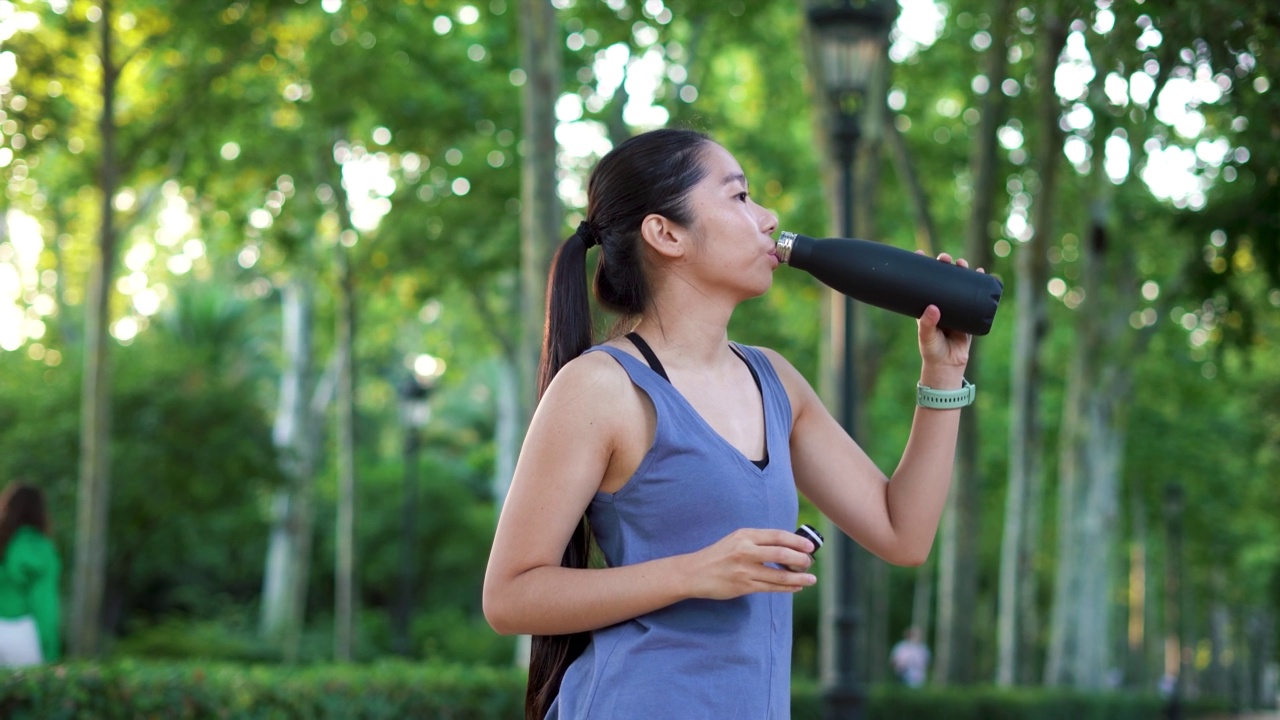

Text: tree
xmin=67 ymin=0 xmax=121 ymax=658
xmin=996 ymin=4 xmax=1066 ymax=687
xmin=933 ymin=0 xmax=1015 ymax=686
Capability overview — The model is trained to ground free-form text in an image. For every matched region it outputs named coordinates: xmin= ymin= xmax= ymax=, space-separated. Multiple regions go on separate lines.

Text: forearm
xmin=484 ymin=554 xmax=692 ymax=636
xmin=883 ymin=366 xmax=966 ymax=564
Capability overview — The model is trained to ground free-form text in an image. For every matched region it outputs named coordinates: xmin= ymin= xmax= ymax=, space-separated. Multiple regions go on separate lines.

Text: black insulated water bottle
xmin=776 ymin=231 xmax=1004 ymax=336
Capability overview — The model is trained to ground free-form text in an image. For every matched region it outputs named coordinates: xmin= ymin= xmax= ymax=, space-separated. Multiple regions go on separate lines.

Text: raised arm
xmin=482 ymin=352 xmax=816 ymax=637
xmin=769 ymin=254 xmax=976 ymax=567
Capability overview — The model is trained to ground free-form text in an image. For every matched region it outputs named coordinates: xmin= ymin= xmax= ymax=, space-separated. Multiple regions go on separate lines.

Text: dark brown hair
xmin=526 ymin=128 xmax=712 ymax=719
xmin=0 ymin=482 xmax=50 ymax=561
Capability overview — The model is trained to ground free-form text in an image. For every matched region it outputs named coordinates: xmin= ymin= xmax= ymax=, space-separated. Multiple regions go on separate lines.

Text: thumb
xmin=918 ymin=304 xmax=942 ymax=336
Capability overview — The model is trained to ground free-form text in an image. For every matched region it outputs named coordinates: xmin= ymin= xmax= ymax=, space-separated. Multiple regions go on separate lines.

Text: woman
xmin=483 ymin=129 xmax=975 ymax=719
xmin=0 ymin=482 xmax=60 ymax=667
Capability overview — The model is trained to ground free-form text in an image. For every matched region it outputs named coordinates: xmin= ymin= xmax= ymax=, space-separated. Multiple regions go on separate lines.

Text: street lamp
xmin=393 ymin=353 xmax=445 ymax=655
xmin=805 ymin=2 xmax=895 ymax=719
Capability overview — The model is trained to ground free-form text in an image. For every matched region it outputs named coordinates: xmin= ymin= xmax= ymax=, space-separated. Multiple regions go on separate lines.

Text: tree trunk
xmin=1075 ymin=365 xmax=1125 ymax=687
xmin=514 ymin=0 xmax=562 ymax=667
xmin=332 ymin=243 xmax=358 ymax=661
xmin=1160 ymin=484 xmax=1186 ymax=700
xmin=333 ymin=242 xmax=357 ymax=662
xmin=518 ymin=0 xmax=562 ymax=413
xmin=1125 ymin=490 xmax=1149 ymax=689
xmin=996 ymin=11 xmax=1065 ymax=687
xmin=1045 ymin=191 xmax=1133 ymax=687
xmin=493 ymin=353 xmax=527 ymax=669
xmin=491 ymin=355 xmax=520 ymax=513
xmin=69 ymin=0 xmax=117 ymax=658
xmin=260 ymin=278 xmax=320 ymax=662
xmin=935 ymin=0 xmax=1012 ymax=686
xmin=330 ymin=154 xmax=360 ymax=663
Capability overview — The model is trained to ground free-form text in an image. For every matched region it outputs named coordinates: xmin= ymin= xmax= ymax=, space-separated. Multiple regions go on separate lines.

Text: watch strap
xmin=917 ymin=378 xmax=975 ymax=409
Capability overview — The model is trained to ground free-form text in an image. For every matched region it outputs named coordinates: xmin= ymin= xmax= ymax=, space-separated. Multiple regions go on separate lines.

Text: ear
xmin=638 ymin=213 xmax=692 ymax=260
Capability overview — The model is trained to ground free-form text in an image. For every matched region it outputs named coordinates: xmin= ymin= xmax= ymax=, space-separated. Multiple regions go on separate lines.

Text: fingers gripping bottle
xmin=775 ymin=232 xmax=1004 ymax=336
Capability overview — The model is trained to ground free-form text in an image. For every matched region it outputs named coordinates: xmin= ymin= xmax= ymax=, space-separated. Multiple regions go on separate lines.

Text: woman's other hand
xmin=681 ymin=528 xmax=817 ymax=600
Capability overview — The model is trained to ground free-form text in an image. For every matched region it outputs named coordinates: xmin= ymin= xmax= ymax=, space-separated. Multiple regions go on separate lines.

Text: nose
xmin=759 ymin=206 xmax=779 ymax=236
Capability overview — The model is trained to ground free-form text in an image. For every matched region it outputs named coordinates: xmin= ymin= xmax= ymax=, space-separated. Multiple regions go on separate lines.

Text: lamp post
xmin=805 ymin=2 xmax=894 ymax=718
xmin=393 ymin=353 xmax=444 ymax=655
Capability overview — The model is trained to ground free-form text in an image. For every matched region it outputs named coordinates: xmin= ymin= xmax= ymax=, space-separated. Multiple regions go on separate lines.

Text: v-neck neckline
xmin=613 ymin=340 xmax=770 ymax=475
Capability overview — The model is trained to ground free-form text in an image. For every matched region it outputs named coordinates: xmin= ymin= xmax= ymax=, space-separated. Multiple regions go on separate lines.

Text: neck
xmin=631 ymin=280 xmax=738 ymax=367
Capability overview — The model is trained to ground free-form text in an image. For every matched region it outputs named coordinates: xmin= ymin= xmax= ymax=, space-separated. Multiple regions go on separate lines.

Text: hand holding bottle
xmin=915 ymin=250 xmax=979 ymax=375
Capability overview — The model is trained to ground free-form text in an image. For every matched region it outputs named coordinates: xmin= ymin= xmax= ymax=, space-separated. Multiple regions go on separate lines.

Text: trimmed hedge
xmin=792 ymin=682 xmax=1233 ymax=720
xmin=0 ymin=661 xmax=525 ymax=720
xmin=1 ymin=662 xmax=1233 ymax=719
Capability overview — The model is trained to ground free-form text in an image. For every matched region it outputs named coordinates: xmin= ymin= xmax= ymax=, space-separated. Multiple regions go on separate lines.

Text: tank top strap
xmin=583 ymin=345 xmax=684 ymax=412
xmin=729 ymin=343 xmax=794 ymax=442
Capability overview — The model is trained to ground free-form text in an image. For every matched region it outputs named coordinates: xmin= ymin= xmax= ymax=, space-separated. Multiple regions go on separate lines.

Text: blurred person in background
xmin=890 ymin=625 xmax=931 ymax=688
xmin=0 ymin=481 xmax=61 ymax=667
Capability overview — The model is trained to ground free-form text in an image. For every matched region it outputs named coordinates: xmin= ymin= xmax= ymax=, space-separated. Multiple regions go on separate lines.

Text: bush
xmin=111 ymin=617 xmax=280 ymax=665
xmin=2 ymin=662 xmax=1239 ymax=720
xmin=0 ymin=661 xmax=525 ymax=720
xmin=411 ymin=608 xmax=518 ymax=666
xmin=790 ymin=681 xmax=1233 ymax=720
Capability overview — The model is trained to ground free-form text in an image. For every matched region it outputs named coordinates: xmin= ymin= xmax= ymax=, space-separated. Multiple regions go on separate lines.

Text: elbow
xmin=884 ymin=543 xmax=933 ymax=568
xmin=484 ymin=575 xmax=534 ymax=636
xmin=482 ymin=585 xmax=518 ymax=636
xmin=895 ymin=551 xmax=930 ymax=568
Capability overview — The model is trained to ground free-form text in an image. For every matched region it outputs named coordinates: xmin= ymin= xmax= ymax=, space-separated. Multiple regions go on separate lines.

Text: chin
xmin=744 ymin=277 xmax=773 ymax=300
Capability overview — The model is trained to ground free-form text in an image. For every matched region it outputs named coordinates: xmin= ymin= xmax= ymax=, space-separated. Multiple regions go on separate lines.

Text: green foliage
xmin=411 ymin=608 xmax=518 ymax=667
xmin=0 ymin=310 xmax=282 ymax=628
xmin=111 ymin=616 xmax=280 ymax=665
xmin=0 ymin=665 xmax=1235 ymax=720
xmin=789 ymin=683 xmax=1231 ymax=720
xmin=0 ymin=661 xmax=525 ymax=720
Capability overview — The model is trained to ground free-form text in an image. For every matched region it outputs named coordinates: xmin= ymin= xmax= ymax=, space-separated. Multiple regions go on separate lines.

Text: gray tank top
xmin=548 ymin=342 xmax=799 ymax=719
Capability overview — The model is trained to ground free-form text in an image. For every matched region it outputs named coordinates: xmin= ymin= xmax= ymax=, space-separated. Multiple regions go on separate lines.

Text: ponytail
xmin=527 ymin=229 xmax=596 ymax=720
xmin=538 ymin=231 xmax=595 ymax=398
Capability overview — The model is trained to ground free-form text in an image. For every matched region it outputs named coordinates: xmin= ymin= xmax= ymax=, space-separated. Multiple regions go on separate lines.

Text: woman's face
xmin=679 ymin=143 xmax=781 ymax=300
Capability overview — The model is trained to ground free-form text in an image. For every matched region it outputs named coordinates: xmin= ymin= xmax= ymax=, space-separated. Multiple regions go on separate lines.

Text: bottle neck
xmin=776 ymin=231 xmax=798 ymax=264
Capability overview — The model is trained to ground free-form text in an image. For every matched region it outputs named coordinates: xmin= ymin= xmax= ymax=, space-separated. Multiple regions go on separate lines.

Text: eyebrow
xmin=722 ymin=172 xmax=748 ymax=187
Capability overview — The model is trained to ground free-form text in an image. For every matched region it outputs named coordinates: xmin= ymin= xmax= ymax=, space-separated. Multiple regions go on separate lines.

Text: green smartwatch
xmin=916 ymin=378 xmax=975 ymax=409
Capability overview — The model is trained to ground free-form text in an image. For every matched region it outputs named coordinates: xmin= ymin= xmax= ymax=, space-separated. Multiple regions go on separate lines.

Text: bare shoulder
xmin=754 ymin=346 xmax=809 ymax=391
xmin=754 ymin=346 xmax=821 ymax=419
xmin=534 ymin=348 xmax=643 ymax=428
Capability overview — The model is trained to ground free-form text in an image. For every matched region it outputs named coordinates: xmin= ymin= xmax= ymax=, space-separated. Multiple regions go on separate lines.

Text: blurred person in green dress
xmin=0 ymin=482 xmax=60 ymax=666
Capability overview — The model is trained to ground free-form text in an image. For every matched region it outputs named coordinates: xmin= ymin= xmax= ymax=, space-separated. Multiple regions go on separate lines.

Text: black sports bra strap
xmin=729 ymin=344 xmax=763 ymax=396
xmin=625 ymin=332 xmax=670 ymax=382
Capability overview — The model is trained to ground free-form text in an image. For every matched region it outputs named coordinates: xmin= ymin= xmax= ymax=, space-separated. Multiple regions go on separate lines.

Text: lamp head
xmin=806 ymin=0 xmax=896 ymax=103
xmin=398 ymin=375 xmax=433 ymax=429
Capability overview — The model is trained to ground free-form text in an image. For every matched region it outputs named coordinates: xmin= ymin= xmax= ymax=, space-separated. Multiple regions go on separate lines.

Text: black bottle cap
xmin=795 ymin=524 xmax=824 ymax=554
